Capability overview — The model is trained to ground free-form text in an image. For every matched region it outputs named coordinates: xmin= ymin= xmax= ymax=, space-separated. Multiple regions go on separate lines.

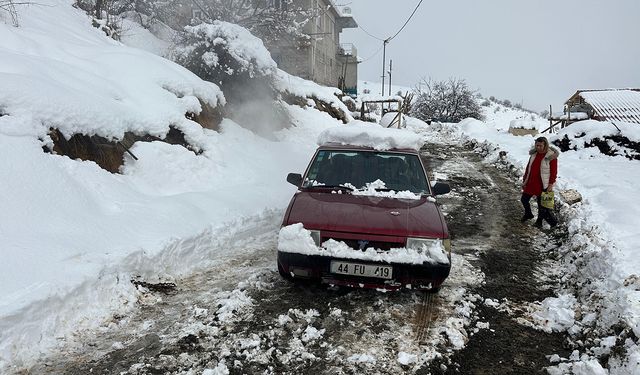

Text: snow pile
xmin=273 ymin=70 xmax=353 ymax=122
xmin=397 ymin=351 xmax=418 ymax=365
xmin=278 ymin=223 xmax=449 ymax=265
xmin=509 ymin=119 xmax=537 ymax=130
xmin=202 ymin=361 xmax=230 ymax=375
xmin=482 ymin=100 xmax=547 ymax=132
xmin=558 ymin=112 xmax=589 ymax=120
xmin=344 ymin=180 xmax=422 ymax=200
xmin=531 ymin=294 xmax=577 ymax=333
xmin=380 ymin=111 xmax=404 ymax=128
xmin=317 ymin=122 xmax=423 ymax=151
xmin=555 ymin=120 xmax=640 ymax=159
xmin=558 ymin=120 xmax=640 ymax=143
xmin=214 ymin=289 xmax=253 ymax=323
xmin=347 ymin=353 xmax=377 ymax=364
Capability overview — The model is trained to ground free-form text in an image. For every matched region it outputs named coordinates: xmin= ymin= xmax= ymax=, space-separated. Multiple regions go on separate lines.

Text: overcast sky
xmin=340 ymin=0 xmax=640 ymax=112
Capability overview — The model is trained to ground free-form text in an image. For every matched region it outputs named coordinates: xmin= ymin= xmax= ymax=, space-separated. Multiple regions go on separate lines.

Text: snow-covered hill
xmin=0 ymin=0 xmax=347 ymax=369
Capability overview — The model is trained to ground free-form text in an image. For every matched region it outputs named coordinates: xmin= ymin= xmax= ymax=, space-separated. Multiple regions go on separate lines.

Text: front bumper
xmin=277 ymin=251 xmax=451 ymax=291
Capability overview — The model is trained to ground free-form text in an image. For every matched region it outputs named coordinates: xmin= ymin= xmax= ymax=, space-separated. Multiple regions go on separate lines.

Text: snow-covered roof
xmin=574 ymin=89 xmax=640 ymax=124
xmin=317 ymin=122 xmax=423 ymax=151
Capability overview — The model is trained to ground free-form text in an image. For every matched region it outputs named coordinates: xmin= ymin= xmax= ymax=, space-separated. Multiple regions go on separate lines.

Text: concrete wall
xmin=271 ymin=0 xmax=357 ymax=91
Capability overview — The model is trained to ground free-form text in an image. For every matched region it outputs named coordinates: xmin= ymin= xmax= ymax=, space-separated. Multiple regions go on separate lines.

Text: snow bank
xmin=0 ymin=1 xmax=348 ymax=369
xmin=317 ymin=122 xmax=423 ymax=151
xmin=273 ymin=69 xmax=353 ymax=122
xmin=0 ymin=1 xmax=224 ymax=143
xmin=557 ymin=119 xmax=640 ymax=144
xmin=427 ymin=104 xmax=640 ymax=373
xmin=509 ymin=119 xmax=537 ymax=130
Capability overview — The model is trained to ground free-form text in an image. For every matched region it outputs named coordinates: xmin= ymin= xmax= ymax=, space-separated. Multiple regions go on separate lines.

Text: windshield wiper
xmin=306 ymin=184 xmax=353 ymax=191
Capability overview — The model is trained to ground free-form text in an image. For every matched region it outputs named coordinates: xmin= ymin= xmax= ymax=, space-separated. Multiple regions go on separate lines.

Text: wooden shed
xmin=567 ymin=89 xmax=640 ymax=122
xmin=545 ymin=88 xmax=640 ymax=132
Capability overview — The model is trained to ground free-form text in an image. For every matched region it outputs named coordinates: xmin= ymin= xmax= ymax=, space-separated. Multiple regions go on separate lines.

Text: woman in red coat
xmin=521 ymin=136 xmax=559 ymax=227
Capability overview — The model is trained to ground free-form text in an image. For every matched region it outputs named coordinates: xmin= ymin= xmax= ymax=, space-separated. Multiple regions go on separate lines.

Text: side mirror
xmin=287 ymin=173 xmax=303 ymax=187
xmin=432 ymin=182 xmax=450 ymax=196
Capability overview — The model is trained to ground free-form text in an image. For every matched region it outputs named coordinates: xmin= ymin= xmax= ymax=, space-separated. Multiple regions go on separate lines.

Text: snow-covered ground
xmin=0 ymin=0 xmax=346 ymax=370
xmin=2 ymin=1 xmax=639 ymax=373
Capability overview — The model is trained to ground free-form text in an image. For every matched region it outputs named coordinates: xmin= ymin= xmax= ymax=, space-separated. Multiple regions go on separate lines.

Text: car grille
xmin=323 ymin=237 xmax=404 ymax=251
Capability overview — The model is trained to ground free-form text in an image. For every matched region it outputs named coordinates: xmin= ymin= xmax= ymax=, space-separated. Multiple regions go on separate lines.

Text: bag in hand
xmin=541 ymin=191 xmax=555 ymax=209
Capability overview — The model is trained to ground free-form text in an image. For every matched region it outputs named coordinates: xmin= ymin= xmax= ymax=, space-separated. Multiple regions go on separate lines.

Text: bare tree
xmin=410 ymin=77 xmax=484 ymax=123
xmin=1 ymin=0 xmax=21 ymax=26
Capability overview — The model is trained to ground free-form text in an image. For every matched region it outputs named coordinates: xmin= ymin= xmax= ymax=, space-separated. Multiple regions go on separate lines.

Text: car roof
xmin=318 ymin=142 xmax=420 ymax=154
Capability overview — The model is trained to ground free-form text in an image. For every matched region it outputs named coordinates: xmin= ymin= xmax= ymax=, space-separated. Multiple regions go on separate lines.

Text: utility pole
xmin=388 ymin=59 xmax=393 ymax=96
xmin=380 ymin=39 xmax=389 ymax=96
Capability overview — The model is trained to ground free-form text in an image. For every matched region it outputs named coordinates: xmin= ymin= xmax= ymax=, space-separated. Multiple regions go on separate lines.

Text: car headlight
xmin=309 ymin=230 xmax=321 ymax=247
xmin=406 ymin=237 xmax=451 ymax=254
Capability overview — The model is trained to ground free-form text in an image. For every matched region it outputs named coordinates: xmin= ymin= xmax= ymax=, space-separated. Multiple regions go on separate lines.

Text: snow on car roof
xmin=317 ymin=121 xmax=423 ymax=151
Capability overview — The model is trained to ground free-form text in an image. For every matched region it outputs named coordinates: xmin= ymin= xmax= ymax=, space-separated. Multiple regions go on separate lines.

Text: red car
xmin=277 ymin=141 xmax=451 ymax=291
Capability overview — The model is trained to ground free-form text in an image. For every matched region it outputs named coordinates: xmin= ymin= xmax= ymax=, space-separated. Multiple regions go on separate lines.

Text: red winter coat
xmin=523 ymin=146 xmax=558 ymax=196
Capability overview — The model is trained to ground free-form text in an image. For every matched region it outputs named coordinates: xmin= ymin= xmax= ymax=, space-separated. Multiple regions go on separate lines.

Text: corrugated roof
xmin=579 ymin=89 xmax=640 ymax=124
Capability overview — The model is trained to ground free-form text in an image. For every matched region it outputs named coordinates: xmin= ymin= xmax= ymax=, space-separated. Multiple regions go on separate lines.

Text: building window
xmin=192 ymin=9 xmax=204 ymax=20
xmin=316 ymin=3 xmax=324 ymax=32
xmin=268 ymin=0 xmax=286 ymax=10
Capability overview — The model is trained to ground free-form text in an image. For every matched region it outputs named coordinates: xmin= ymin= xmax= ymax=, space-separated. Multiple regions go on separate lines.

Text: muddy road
xmin=24 ymin=141 xmax=570 ymax=374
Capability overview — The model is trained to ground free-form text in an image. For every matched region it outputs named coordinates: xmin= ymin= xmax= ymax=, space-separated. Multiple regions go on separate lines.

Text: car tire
xmin=427 ymin=286 xmax=440 ymax=294
xmin=277 ymin=261 xmax=293 ymax=281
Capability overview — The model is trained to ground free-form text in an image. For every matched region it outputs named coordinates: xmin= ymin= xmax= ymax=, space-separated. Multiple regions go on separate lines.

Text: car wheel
xmin=277 ymin=261 xmax=293 ymax=281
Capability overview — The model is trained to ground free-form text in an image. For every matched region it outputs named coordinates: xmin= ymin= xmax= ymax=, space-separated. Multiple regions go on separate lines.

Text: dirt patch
xmin=45 ymin=126 xmax=196 ymax=173
xmin=421 ymin=142 xmax=570 ymax=374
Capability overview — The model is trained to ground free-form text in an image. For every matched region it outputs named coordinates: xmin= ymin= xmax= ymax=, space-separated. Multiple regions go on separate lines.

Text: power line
xmin=387 ymin=0 xmax=424 ymax=42
xmin=359 ymin=44 xmax=384 ymax=63
xmin=358 ymin=23 xmax=385 ymax=41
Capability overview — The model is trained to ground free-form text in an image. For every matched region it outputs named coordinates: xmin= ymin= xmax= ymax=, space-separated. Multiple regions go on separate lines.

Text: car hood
xmin=285 ymin=192 xmax=447 ymax=238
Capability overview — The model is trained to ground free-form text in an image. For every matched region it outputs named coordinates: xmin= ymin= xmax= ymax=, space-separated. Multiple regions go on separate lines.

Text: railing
xmin=339 ymin=43 xmax=357 ymax=57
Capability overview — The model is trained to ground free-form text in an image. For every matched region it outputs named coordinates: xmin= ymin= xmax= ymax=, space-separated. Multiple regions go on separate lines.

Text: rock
xmin=559 ymin=189 xmax=582 ymax=205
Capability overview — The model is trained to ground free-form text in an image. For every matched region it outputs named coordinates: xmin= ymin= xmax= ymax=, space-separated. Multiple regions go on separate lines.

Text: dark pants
xmin=521 ymin=191 xmax=557 ymax=226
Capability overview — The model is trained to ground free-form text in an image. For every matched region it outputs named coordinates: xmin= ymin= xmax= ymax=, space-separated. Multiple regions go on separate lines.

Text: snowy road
xmin=25 ymin=141 xmax=571 ymax=374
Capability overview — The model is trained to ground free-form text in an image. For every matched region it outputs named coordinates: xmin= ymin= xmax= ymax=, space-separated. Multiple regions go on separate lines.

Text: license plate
xmin=330 ymin=261 xmax=393 ymax=279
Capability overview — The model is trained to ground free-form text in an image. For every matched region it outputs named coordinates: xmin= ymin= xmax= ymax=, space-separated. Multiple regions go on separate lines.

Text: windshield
xmin=303 ymin=150 xmax=430 ymax=194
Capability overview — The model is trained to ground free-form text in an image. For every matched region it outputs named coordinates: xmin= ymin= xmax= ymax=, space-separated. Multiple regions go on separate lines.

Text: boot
xmin=535 ymin=218 xmax=543 ymax=228
xmin=521 ymin=212 xmax=534 ymax=222
xmin=546 ymin=214 xmax=558 ymax=228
